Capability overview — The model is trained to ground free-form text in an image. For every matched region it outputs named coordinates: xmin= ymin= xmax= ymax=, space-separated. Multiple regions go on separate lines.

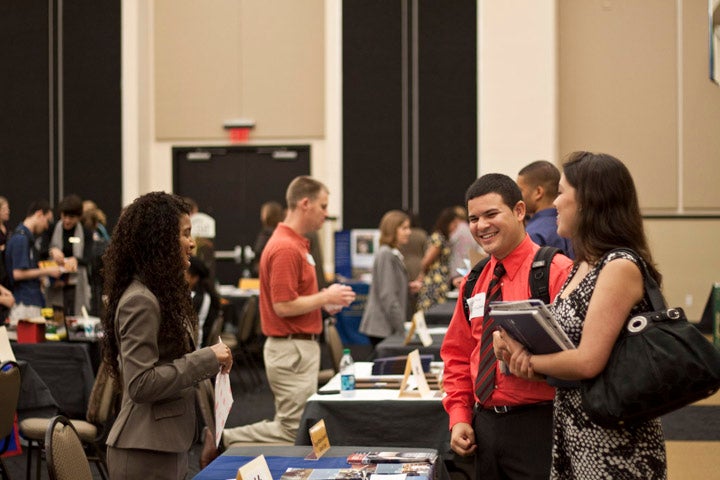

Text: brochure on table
xmin=403 ymin=311 xmax=433 ymax=347
xmin=398 ymin=349 xmax=432 ymax=398
xmin=306 ymin=419 xmax=330 ymax=460
xmin=236 ymin=455 xmax=272 ymax=480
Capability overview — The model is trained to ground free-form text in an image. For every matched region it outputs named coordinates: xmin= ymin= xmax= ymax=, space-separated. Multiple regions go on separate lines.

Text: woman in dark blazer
xmin=101 ymin=192 xmax=232 ymax=480
xmin=360 ymin=210 xmax=422 ymax=347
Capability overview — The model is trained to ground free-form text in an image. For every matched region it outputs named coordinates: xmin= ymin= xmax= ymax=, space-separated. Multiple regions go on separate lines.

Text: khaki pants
xmin=222 ymin=337 xmax=319 ymax=445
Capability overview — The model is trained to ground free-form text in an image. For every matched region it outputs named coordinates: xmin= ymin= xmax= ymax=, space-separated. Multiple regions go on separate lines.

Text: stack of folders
xmin=488 ymin=299 xmax=575 ymax=354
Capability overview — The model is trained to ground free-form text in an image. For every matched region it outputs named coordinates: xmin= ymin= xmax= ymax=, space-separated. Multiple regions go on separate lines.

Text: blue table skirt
xmin=193 ymin=455 xmax=351 ymax=480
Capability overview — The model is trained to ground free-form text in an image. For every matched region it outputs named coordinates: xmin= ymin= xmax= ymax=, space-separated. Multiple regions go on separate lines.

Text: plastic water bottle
xmin=339 ymin=348 xmax=356 ymax=397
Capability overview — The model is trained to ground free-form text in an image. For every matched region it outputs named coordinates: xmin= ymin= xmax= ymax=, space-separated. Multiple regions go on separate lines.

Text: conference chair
xmin=20 ymin=363 xmax=119 ymax=480
xmin=229 ymin=296 xmax=264 ymax=390
xmin=318 ymin=318 xmax=344 ymax=386
xmin=44 ymin=416 xmax=92 ymax=480
xmin=206 ymin=310 xmax=226 ymax=349
xmin=0 ymin=361 xmax=21 ymax=480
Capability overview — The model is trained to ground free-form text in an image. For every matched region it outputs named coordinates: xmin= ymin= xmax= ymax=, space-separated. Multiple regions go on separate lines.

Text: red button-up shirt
xmin=440 ymin=235 xmax=573 ymax=429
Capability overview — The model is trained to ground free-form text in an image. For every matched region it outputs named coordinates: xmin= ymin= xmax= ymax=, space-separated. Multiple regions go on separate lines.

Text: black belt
xmin=269 ymin=333 xmax=319 ymax=341
xmin=479 ymin=401 xmax=553 ymax=414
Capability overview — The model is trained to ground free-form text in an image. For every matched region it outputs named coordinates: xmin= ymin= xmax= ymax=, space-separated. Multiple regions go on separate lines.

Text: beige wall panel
xmin=682 ymin=0 xmax=720 ymax=210
xmin=154 ymin=0 xmax=242 ymax=140
xmin=239 ymin=0 xmax=324 ymax=138
xmin=645 ymin=219 xmax=720 ymax=321
xmin=559 ymin=0 xmax=677 ymax=210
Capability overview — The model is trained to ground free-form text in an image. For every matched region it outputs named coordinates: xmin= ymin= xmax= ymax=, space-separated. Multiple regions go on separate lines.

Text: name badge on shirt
xmin=466 ymin=292 xmax=486 ymax=321
xmin=306 ymin=253 xmax=316 ymax=266
xmin=69 ymin=236 xmax=81 ymax=244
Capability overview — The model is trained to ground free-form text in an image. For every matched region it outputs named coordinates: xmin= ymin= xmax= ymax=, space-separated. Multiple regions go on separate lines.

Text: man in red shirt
xmin=441 ymin=174 xmax=573 ymax=480
xmin=204 ymin=176 xmax=355 ymax=462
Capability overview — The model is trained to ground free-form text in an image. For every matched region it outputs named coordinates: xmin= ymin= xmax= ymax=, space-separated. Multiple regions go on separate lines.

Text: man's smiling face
xmin=467 ymin=192 xmax=526 ymax=260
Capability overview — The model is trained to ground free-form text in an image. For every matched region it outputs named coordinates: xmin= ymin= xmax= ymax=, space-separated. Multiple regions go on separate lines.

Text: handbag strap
xmin=600 ymin=248 xmax=666 ymax=311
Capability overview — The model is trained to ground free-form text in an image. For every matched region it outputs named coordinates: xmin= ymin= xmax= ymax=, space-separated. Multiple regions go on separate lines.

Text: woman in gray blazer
xmin=359 ymin=210 xmax=422 ymax=347
xmin=101 ymin=192 xmax=233 ymax=480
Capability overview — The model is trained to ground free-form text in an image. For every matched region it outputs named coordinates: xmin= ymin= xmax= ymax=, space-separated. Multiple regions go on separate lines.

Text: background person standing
xmin=359 ymin=210 xmax=422 ymax=347
xmin=206 ymin=176 xmax=355 ymax=461
xmin=102 ymin=192 xmax=232 ymax=480
xmin=517 ymin=160 xmax=574 ymax=258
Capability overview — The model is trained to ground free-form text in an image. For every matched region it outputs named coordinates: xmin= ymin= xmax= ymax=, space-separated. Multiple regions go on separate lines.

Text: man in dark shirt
xmin=5 ymin=200 xmax=62 ymax=324
xmin=47 ymin=194 xmax=91 ymax=315
xmin=517 ymin=160 xmax=574 ymax=258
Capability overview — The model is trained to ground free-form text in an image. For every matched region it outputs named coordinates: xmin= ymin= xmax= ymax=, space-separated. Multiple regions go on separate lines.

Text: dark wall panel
xmin=0 ymin=2 xmax=51 ymax=228
xmin=342 ymin=0 xmax=404 ymax=230
xmin=417 ymin=0 xmax=477 ymax=227
xmin=0 ymin=1 xmax=122 ymax=230
xmin=62 ymin=0 xmax=122 ymax=228
xmin=343 ymin=0 xmax=477 ymax=232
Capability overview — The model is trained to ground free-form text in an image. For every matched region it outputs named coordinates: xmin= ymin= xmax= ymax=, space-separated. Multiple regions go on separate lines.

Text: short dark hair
xmin=465 ymin=173 xmax=522 ymax=209
xmin=58 ymin=194 xmax=83 ymax=217
xmin=518 ymin=160 xmax=561 ymax=198
xmin=26 ymin=200 xmax=51 ymax=218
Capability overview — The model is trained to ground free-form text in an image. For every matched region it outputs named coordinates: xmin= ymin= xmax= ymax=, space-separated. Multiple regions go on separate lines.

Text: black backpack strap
xmin=462 ymin=256 xmax=490 ymax=323
xmin=462 ymin=246 xmax=560 ymax=323
xmin=529 ymin=246 xmax=560 ymax=304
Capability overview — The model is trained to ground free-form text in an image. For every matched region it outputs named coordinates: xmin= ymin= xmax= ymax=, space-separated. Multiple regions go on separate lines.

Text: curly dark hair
xmin=101 ymin=192 xmax=196 ymax=380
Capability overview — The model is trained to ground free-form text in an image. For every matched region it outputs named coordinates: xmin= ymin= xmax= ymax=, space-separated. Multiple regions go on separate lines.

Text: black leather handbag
xmin=581 ymin=248 xmax=720 ymax=429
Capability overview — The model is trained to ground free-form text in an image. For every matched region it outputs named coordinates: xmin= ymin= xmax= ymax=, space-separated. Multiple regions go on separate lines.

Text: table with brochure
xmin=193 ymin=446 xmax=448 ymax=480
xmin=373 ymin=332 xmax=446 ymax=361
xmin=295 ymin=363 xmax=449 ymax=455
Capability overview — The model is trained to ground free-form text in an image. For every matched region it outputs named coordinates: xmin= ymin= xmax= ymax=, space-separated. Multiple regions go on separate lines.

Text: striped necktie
xmin=475 ymin=262 xmax=506 ymax=403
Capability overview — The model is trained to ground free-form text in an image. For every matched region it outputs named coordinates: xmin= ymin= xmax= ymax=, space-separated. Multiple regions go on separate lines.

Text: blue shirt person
xmin=517 ymin=160 xmax=575 ymax=259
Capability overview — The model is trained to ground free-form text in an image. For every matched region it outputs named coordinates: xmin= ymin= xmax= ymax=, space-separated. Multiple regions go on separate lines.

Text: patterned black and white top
xmin=550 ymin=250 xmax=667 ymax=479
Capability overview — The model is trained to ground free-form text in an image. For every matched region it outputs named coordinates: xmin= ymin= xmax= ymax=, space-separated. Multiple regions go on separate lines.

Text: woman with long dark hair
xmin=102 ymin=192 xmax=232 ymax=479
xmin=496 ymin=152 xmax=666 ymax=478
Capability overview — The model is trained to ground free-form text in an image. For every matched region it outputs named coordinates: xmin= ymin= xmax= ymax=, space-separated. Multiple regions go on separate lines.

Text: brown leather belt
xmin=269 ymin=333 xmax=319 ymax=341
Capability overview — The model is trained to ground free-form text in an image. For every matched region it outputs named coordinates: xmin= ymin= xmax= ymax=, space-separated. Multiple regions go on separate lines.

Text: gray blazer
xmin=359 ymin=245 xmax=409 ymax=338
xmin=106 ymin=280 xmax=218 ymax=453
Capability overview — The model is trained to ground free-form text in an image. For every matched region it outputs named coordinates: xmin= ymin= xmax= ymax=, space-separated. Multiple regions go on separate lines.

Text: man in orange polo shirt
xmin=203 ymin=176 xmax=355 ymax=464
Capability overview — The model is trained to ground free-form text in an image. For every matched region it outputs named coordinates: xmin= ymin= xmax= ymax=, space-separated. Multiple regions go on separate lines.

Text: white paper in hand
xmin=214 ymin=371 xmax=233 ymax=448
